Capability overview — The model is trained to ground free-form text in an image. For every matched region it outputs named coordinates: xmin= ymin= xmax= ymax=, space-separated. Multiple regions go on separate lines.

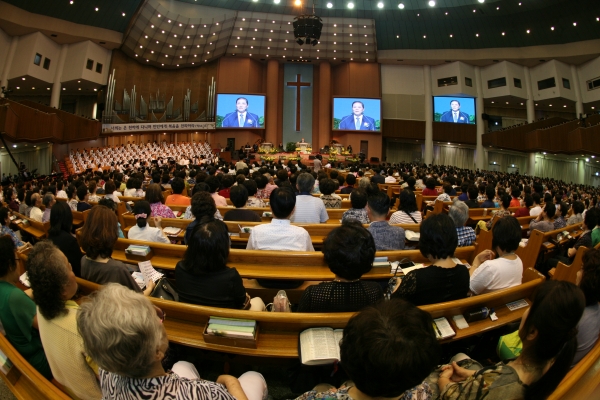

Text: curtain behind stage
xmin=0 ymin=145 xmax=53 ymax=176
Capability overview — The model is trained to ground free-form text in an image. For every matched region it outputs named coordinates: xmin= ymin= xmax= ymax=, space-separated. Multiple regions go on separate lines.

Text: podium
xmin=296 ymin=142 xmax=311 ymax=154
xmin=332 ymin=144 xmax=343 ymax=153
xmin=262 ymin=142 xmax=273 ymax=151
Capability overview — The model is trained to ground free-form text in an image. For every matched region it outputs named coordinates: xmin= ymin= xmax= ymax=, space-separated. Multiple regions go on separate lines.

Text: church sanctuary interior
xmin=1 ymin=0 xmax=600 ymax=399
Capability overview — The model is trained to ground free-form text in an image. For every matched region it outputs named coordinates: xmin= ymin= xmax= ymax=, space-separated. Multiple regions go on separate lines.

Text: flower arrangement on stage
xmin=261 ymin=156 xmax=275 ymax=162
xmin=258 ymin=146 xmax=280 ymax=155
xmin=287 ymin=156 xmax=300 ymax=161
xmin=269 ymin=148 xmax=279 ymax=154
xmin=329 ymin=147 xmax=339 ymax=156
xmin=346 ymin=157 xmax=360 ymax=163
xmin=341 ymin=150 xmax=351 ymax=156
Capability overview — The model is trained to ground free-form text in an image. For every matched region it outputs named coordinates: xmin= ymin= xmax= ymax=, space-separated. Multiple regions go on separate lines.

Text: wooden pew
xmin=71 ymin=209 xmax=90 ymax=229
xmin=548 ymin=333 xmax=600 ymax=399
xmin=0 ymin=334 xmax=71 ymax=399
xmin=75 ymin=267 xmax=544 ymax=358
xmin=217 ymin=206 xmax=351 ymax=224
xmin=550 ymin=245 xmax=588 ymax=284
xmin=94 ymin=237 xmax=478 ymax=280
xmin=10 ymin=211 xmax=49 ymax=241
xmin=515 ymin=225 xmax=580 ymax=270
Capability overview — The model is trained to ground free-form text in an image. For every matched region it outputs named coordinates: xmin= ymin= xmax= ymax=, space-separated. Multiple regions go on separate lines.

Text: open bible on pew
xmin=299 ymin=327 xmax=344 ymax=365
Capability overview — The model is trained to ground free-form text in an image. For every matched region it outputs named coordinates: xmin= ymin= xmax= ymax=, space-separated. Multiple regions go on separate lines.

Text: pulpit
xmin=262 ymin=142 xmax=273 ymax=151
xmin=296 ymin=142 xmax=311 ymax=154
xmin=332 ymin=144 xmax=343 ymax=153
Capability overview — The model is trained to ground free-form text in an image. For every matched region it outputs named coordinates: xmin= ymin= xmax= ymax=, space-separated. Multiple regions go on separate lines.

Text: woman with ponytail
xmin=428 ymin=280 xmax=585 ymax=400
xmin=127 ymin=201 xmax=170 ymax=244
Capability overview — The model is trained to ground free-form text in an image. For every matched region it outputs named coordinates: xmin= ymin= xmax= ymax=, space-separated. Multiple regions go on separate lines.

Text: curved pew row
xmin=76 ymin=266 xmax=544 ymax=358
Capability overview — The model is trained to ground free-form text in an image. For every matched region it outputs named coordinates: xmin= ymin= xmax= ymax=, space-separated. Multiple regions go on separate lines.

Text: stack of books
xmin=125 ymin=245 xmax=151 ymax=256
xmin=205 ymin=317 xmax=257 ymax=339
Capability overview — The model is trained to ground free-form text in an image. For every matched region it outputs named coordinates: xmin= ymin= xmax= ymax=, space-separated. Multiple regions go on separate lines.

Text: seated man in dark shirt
xmin=340 ymin=173 xmax=356 ymax=194
xmin=223 ymin=185 xmax=261 ymax=222
xmin=76 ymin=184 xmax=92 ymax=212
xmin=480 ymin=185 xmax=496 ymax=209
xmin=464 ymin=184 xmax=480 ymax=209
xmin=367 ymin=191 xmax=405 ymax=251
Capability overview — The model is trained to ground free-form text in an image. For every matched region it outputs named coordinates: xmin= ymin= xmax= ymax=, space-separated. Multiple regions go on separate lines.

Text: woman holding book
xmin=79 ymin=205 xmax=154 ymax=295
xmin=391 ymin=213 xmax=470 ymax=306
xmin=77 ymin=283 xmax=267 ymax=400
xmin=297 ymin=222 xmax=383 ymax=312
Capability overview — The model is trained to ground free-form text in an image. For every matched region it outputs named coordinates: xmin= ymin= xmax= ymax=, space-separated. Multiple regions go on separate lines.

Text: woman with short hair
xmin=319 ymin=178 xmax=342 ymax=209
xmin=77 ymin=284 xmax=267 ymax=399
xmin=79 ymin=206 xmax=154 ymax=295
xmin=391 ymin=213 xmax=469 ymax=306
xmin=297 ymin=222 xmax=383 ymax=312
xmin=128 ymin=201 xmax=170 ymax=244
xmin=27 ymin=241 xmax=102 ymax=399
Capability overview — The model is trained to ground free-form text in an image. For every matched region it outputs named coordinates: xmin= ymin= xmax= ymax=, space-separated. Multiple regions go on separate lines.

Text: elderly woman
xmin=145 ymin=183 xmax=176 ymax=218
xmin=77 ymin=284 xmax=267 ymax=399
xmin=0 ymin=235 xmax=52 ymax=379
xmin=41 ymin=193 xmax=55 ymax=223
xmin=391 ymin=213 xmax=469 ymax=306
xmin=0 ymin=207 xmax=27 ymax=249
xmin=176 ymin=219 xmax=264 ymax=310
xmin=448 ymin=200 xmax=476 ymax=247
xmin=297 ymin=222 xmax=383 ymax=312
xmin=26 ymin=241 xmax=102 ymax=399
xmin=29 ymin=192 xmax=43 ymax=222
xmin=469 ymin=216 xmax=523 ymax=295
xmin=79 ymin=205 xmax=154 ymax=295
xmin=319 ymin=178 xmax=342 ymax=209
xmin=389 ymin=189 xmax=422 ymax=225
xmin=341 ymin=188 xmax=370 ymax=224
xmin=128 ymin=200 xmax=170 ymax=244
xmin=48 ymin=201 xmax=84 ymax=277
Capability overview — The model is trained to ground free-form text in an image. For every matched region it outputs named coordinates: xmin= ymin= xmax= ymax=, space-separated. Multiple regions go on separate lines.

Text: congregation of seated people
xmin=2 ymin=157 xmax=600 ymax=399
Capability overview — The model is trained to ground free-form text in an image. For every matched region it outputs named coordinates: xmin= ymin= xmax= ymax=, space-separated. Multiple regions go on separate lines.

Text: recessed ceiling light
xmin=158 ymin=14 xmax=161 ymax=17
xmin=275 ymin=0 xmax=280 ymax=3
xmin=16 ymin=87 xmax=20 ymax=89
xmin=348 ymin=2 xmax=354 ymax=8
xmin=502 ymin=32 xmax=505 ymax=36
xmin=478 ymin=0 xmax=485 ymax=3
xmin=476 ymin=33 xmax=479 ymax=37
xmin=398 ymin=3 xmax=404 ymax=9
xmin=95 ymin=7 xmax=98 ymax=12
xmin=168 ymin=19 xmax=171 ymax=23
xmin=62 ymin=88 xmax=65 ymax=90
xmin=377 ymin=2 xmax=383 ymax=8
xmin=327 ymin=2 xmax=332 ymax=7
xmin=122 ymin=13 xmax=126 ymax=17
xmin=449 ymin=34 xmax=453 ymax=37
xmin=428 ymin=1 xmax=435 ymax=6
xmin=573 ymin=22 xmax=577 ymax=26
xmin=526 ymin=29 xmax=530 ymax=33
xmin=551 ymin=26 xmax=555 ymax=30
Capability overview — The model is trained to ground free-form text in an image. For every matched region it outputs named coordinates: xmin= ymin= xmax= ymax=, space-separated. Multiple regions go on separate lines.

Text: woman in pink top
xmin=205 ymin=176 xmax=228 ymax=207
xmin=145 ymin=184 xmax=175 ymax=218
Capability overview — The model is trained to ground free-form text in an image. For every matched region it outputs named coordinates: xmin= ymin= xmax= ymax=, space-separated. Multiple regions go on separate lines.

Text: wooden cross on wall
xmin=286 ymin=74 xmax=311 ymax=131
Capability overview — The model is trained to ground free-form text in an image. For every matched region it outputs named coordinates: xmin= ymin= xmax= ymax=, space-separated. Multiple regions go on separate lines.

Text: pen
xmin=432 ymin=322 xmax=442 ymax=338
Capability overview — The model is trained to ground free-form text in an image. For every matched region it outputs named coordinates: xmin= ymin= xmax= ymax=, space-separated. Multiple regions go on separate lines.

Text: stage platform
xmin=238 ymin=152 xmax=355 ymax=165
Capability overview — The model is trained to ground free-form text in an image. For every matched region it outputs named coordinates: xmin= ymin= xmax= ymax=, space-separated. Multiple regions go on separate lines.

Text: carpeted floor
xmin=0 ymin=379 xmax=17 ymax=400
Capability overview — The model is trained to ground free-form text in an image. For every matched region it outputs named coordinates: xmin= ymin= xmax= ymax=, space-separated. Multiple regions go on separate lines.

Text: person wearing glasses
xmin=26 ymin=241 xmax=102 ymax=399
xmin=77 ymin=284 xmax=268 ymax=400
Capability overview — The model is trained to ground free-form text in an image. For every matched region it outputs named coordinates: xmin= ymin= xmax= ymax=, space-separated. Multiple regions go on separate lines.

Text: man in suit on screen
xmin=440 ymin=99 xmax=471 ymax=123
xmin=222 ymin=97 xmax=260 ymax=127
xmin=339 ymin=101 xmax=377 ymax=131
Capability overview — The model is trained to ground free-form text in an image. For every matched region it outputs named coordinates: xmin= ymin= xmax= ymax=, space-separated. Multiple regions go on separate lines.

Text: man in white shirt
xmin=247 ymin=187 xmax=313 ymax=251
xmin=290 ymin=173 xmax=329 ymax=224
xmin=29 ymin=193 xmax=44 ymax=222
xmin=529 ymin=193 xmax=543 ymax=217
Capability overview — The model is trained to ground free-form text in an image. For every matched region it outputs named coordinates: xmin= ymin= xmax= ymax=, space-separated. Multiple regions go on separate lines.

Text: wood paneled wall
xmin=108 ymin=50 xmax=218 ymax=123
xmin=0 ymin=99 xmax=64 ymax=142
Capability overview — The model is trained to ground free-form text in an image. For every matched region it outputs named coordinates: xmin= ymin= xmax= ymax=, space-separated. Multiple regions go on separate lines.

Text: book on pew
xmin=125 ymin=245 xmax=151 ymax=256
xmin=432 ymin=317 xmax=456 ymax=340
xmin=0 ymin=349 xmax=13 ymax=375
xmin=299 ymin=327 xmax=344 ymax=365
xmin=163 ymin=227 xmax=182 ymax=236
xmin=205 ymin=317 xmax=257 ymax=339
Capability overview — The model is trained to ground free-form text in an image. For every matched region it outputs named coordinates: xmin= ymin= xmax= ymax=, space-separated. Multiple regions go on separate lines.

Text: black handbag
xmin=150 ymin=277 xmax=179 ymax=302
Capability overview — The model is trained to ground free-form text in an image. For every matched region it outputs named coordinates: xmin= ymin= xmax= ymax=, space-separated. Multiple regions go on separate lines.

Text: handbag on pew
xmin=150 ymin=277 xmax=179 ymax=302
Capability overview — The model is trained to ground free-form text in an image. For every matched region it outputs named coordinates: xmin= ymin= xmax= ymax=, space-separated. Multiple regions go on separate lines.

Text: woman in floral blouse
xmin=145 ymin=184 xmax=175 ymax=218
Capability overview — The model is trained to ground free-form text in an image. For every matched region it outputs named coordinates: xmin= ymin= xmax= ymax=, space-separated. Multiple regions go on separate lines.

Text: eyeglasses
xmin=153 ymin=305 xmax=166 ymax=323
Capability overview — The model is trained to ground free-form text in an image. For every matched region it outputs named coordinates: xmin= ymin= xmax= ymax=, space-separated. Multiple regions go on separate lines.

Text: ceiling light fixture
xmin=428 ymin=1 xmax=435 ymax=7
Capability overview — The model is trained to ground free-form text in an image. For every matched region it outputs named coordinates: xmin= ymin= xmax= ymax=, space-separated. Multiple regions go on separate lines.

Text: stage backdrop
xmin=282 ymin=64 xmax=313 ymax=148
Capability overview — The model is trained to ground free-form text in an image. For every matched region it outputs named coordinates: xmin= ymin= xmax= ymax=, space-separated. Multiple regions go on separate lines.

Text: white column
xmin=578 ymin=158 xmax=586 ymax=185
xmin=474 ymin=66 xmax=485 ymax=171
xmin=528 ymin=153 xmax=536 ymax=176
xmin=0 ymin=36 xmax=19 ymax=97
xmin=523 ymin=66 xmax=535 ymax=123
xmin=571 ymin=65 xmax=584 ymax=118
xmin=423 ymin=65 xmax=433 ymax=165
xmin=50 ymin=44 xmax=69 ymax=108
